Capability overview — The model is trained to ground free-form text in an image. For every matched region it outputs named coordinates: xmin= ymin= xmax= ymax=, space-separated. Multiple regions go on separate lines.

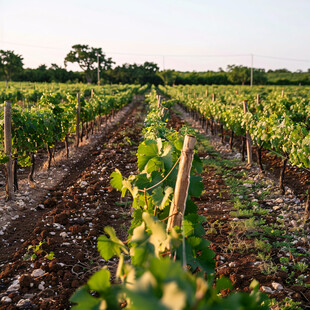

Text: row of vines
xmin=159 ymin=85 xmax=310 ymax=198
xmin=69 ymin=89 xmax=269 ymax=309
xmin=0 ymin=84 xmax=147 ymax=194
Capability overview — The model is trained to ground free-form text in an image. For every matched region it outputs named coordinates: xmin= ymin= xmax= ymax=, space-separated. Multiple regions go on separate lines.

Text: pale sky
xmin=1 ymin=0 xmax=310 ymax=72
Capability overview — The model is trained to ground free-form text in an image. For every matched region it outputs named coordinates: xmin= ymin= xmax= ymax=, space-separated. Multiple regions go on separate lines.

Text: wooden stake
xmin=212 ymin=93 xmax=216 ymax=102
xmin=167 ymin=135 xmax=196 ymax=231
xmin=4 ymin=101 xmax=14 ymax=200
xmin=243 ymin=100 xmax=253 ymax=166
xmin=91 ymin=89 xmax=94 ymax=98
xmin=157 ymin=95 xmax=161 ymax=108
xmin=256 ymin=94 xmax=259 ymax=105
xmin=75 ymin=92 xmax=81 ymax=148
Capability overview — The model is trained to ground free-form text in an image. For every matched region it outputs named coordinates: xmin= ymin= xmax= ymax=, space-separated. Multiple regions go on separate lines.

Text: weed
xmin=23 ymin=241 xmax=54 ymax=261
xmin=254 ymin=239 xmax=272 ymax=253
xmin=294 ymin=262 xmax=308 ymax=272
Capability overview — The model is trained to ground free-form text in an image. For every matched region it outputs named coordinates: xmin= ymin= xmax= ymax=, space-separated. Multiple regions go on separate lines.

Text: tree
xmin=157 ymin=70 xmax=177 ymax=85
xmin=0 ymin=50 xmax=24 ymax=86
xmin=227 ymin=65 xmax=250 ymax=85
xmin=106 ymin=62 xmax=161 ymax=85
xmin=64 ymin=44 xmax=114 ymax=83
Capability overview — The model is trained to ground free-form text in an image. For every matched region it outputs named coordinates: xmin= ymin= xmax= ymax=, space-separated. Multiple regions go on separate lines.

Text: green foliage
xmin=64 ymin=44 xmax=114 ymax=83
xmin=71 ymin=215 xmax=269 ymax=309
xmin=23 ymin=241 xmax=54 ymax=261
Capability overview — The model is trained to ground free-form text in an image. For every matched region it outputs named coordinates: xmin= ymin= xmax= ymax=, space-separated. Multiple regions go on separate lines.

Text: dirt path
xmin=0 ymin=102 xmax=145 ymax=309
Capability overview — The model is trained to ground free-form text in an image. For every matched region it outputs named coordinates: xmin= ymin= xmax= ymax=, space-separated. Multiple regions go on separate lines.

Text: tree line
xmin=1 ymin=45 xmax=310 ymax=86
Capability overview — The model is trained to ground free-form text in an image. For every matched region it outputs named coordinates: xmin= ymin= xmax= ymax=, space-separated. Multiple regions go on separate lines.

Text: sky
xmin=1 ymin=0 xmax=310 ymax=72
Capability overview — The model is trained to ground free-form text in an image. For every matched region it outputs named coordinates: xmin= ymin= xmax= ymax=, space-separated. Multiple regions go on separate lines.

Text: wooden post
xmin=4 ymin=101 xmax=14 ymax=200
xmin=212 ymin=93 xmax=216 ymax=102
xmin=243 ymin=100 xmax=253 ymax=166
xmin=167 ymin=135 xmax=196 ymax=231
xmin=75 ymin=92 xmax=81 ymax=148
xmin=157 ymin=95 xmax=161 ymax=108
xmin=91 ymin=89 xmax=94 ymax=98
xmin=256 ymin=94 xmax=259 ymax=105
xmin=281 ymin=90 xmax=284 ymax=97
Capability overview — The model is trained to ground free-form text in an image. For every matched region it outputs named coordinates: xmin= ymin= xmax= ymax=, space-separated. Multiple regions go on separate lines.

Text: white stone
xmin=60 ymin=232 xmax=68 ymax=238
xmin=16 ymin=299 xmax=33 ymax=308
xmin=261 ymin=286 xmax=273 ymax=294
xmin=31 ymin=268 xmax=45 ymax=278
xmin=272 ymin=282 xmax=283 ymax=291
xmin=80 ymin=181 xmax=88 ymax=188
xmin=273 ymin=206 xmax=281 ymax=211
xmin=229 ymin=262 xmax=236 ymax=268
xmin=7 ymin=279 xmax=20 ymax=292
xmin=243 ymin=183 xmax=252 ymax=188
xmin=1 ymin=296 xmax=12 ymax=303
xmin=38 ymin=281 xmax=45 ymax=290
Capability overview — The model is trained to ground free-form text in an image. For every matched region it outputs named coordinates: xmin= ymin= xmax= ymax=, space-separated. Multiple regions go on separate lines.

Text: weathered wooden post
xmin=157 ymin=95 xmax=161 ymax=108
xmin=167 ymin=135 xmax=196 ymax=231
xmin=256 ymin=94 xmax=260 ymax=105
xmin=243 ymin=100 xmax=253 ymax=166
xmin=75 ymin=92 xmax=81 ymax=148
xmin=4 ymin=101 xmax=14 ymax=200
xmin=91 ymin=89 xmax=94 ymax=98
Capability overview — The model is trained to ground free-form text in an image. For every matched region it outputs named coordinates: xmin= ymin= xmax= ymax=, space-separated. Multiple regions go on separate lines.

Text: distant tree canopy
xmin=1 ymin=48 xmax=310 ymax=85
xmin=0 ymin=50 xmax=24 ymax=84
xmin=64 ymin=44 xmax=114 ymax=83
xmin=157 ymin=70 xmax=177 ymax=85
xmin=106 ymin=62 xmax=162 ymax=85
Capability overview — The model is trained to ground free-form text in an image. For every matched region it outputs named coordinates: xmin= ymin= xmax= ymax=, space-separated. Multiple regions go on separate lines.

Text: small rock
xmin=272 ymin=282 xmax=283 ymax=291
xmin=243 ymin=183 xmax=252 ymax=188
xmin=16 ymin=298 xmax=34 ymax=309
xmin=1 ymin=296 xmax=12 ymax=303
xmin=80 ymin=181 xmax=88 ymax=188
xmin=261 ymin=286 xmax=273 ymax=294
xmin=229 ymin=262 xmax=236 ymax=268
xmin=60 ymin=232 xmax=68 ymax=239
xmin=31 ymin=268 xmax=45 ymax=278
xmin=7 ymin=279 xmax=20 ymax=293
xmin=38 ymin=281 xmax=45 ymax=290
xmin=273 ymin=205 xmax=281 ymax=211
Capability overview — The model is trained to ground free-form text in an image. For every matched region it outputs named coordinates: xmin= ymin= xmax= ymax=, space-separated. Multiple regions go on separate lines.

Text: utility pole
xmin=97 ymin=54 xmax=100 ymax=86
xmin=250 ymin=54 xmax=253 ymax=87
